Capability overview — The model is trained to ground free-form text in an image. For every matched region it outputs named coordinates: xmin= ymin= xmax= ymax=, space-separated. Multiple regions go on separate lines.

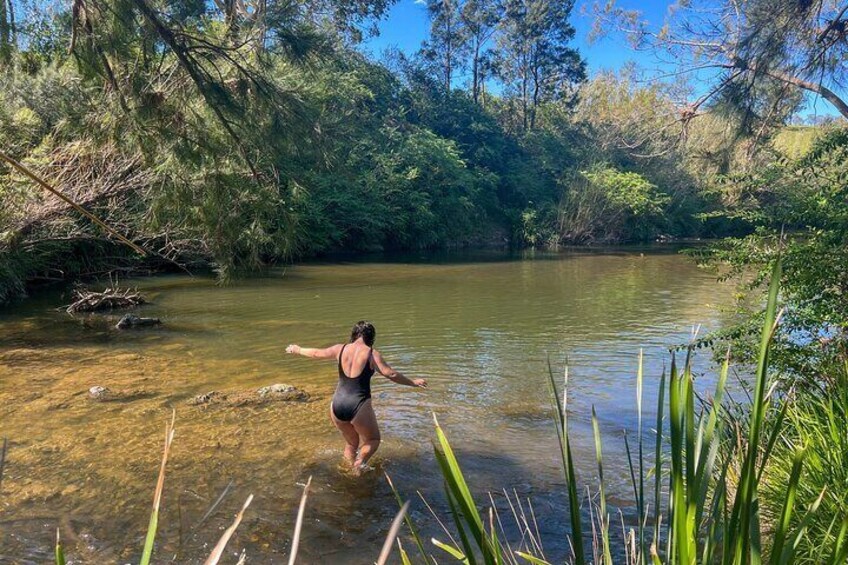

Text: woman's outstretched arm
xmin=286 ymin=343 xmax=343 ymax=359
xmin=373 ymin=350 xmax=427 ymax=388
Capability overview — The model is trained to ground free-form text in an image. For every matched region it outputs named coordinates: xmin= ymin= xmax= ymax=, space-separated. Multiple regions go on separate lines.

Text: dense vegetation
xmin=3 ymin=0 xmax=829 ymax=303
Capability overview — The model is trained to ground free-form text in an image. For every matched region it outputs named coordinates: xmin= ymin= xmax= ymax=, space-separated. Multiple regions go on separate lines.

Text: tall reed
xmin=409 ymin=260 xmax=832 ymax=564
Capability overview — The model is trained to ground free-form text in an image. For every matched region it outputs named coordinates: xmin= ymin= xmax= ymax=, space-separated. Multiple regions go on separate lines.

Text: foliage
xmin=763 ymin=364 xmax=848 ymax=564
xmin=593 ymin=0 xmax=848 ymax=121
xmin=693 ymin=126 xmax=848 ymax=378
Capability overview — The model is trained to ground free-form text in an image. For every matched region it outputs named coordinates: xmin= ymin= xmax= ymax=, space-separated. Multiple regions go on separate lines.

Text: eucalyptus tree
xmin=0 ymin=0 xmax=13 ymax=63
xmin=494 ymin=0 xmax=584 ymax=131
xmin=459 ymin=0 xmax=501 ymax=103
xmin=421 ymin=0 xmax=467 ymax=92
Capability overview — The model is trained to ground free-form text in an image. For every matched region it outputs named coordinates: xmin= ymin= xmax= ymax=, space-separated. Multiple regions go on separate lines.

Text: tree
xmin=594 ymin=0 xmax=848 ymax=121
xmin=495 ymin=0 xmax=584 ymax=130
xmin=422 ymin=0 xmax=467 ymax=92
xmin=0 ymin=0 xmax=14 ymax=63
xmin=459 ymin=0 xmax=500 ymax=103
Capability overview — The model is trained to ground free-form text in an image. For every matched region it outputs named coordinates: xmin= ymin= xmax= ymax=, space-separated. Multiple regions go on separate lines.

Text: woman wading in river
xmin=286 ymin=321 xmax=427 ymax=474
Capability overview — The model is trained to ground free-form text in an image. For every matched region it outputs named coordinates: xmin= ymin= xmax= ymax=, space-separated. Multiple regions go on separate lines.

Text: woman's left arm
xmin=373 ymin=350 xmax=427 ymax=388
xmin=286 ymin=343 xmax=343 ymax=359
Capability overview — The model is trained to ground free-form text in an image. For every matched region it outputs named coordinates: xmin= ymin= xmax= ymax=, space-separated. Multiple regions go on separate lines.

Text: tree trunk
xmin=0 ymin=0 xmax=9 ymax=62
xmin=6 ymin=0 xmax=14 ymax=48
xmin=472 ymin=42 xmax=480 ymax=104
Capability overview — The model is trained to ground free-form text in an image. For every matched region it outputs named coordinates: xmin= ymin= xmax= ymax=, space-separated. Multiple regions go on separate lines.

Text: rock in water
xmin=188 ymin=391 xmax=225 ymax=405
xmin=116 ymin=314 xmax=161 ymax=329
xmin=89 ymin=386 xmax=110 ymax=400
xmin=257 ymin=383 xmax=308 ymax=401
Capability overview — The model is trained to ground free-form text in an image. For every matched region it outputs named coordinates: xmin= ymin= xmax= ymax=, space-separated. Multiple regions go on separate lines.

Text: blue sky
xmin=362 ymin=0 xmax=839 ymax=120
xmin=363 ymin=0 xmax=670 ymax=75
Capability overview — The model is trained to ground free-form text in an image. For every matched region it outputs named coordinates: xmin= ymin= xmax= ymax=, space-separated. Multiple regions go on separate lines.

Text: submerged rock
xmin=187 ymin=385 xmax=309 ymax=407
xmin=257 ymin=383 xmax=307 ymax=401
xmin=88 ymin=386 xmax=154 ymax=402
xmin=89 ymin=386 xmax=110 ymax=400
xmin=115 ymin=314 xmax=161 ymax=329
xmin=188 ymin=391 xmax=225 ymax=406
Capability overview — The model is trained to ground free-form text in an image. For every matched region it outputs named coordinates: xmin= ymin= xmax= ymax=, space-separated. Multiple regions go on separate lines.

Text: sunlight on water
xmin=0 ymin=247 xmax=737 ymax=563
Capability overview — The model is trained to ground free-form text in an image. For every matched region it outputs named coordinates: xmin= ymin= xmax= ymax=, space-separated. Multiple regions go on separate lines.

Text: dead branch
xmin=65 ymin=285 xmax=146 ymax=313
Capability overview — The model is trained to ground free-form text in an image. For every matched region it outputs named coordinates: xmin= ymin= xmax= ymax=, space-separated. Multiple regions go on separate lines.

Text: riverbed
xmin=0 ymin=247 xmax=737 ymax=563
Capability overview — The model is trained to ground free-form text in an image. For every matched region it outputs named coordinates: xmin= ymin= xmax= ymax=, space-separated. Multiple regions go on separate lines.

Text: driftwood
xmin=66 ymin=286 xmax=146 ymax=313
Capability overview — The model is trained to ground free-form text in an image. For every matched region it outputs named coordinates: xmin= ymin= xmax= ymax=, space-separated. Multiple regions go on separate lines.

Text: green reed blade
xmin=398 ymin=539 xmax=413 ymax=565
xmin=442 ymin=482 xmax=478 ymax=565
xmin=668 ymin=354 xmax=688 ymax=564
xmin=681 ymin=359 xmax=699 ymax=562
xmin=653 ymin=367 xmax=667 ymax=557
xmin=434 ymin=414 xmax=495 ymax=564
xmin=55 ymin=529 xmax=65 ymax=565
xmin=591 ymin=406 xmax=612 ymax=565
xmin=829 ymin=518 xmax=848 ymax=564
xmin=701 ymin=458 xmax=729 ymax=565
xmin=777 ymin=488 xmax=825 ymax=565
xmin=386 ymin=473 xmax=433 ymax=565
xmin=695 ymin=351 xmax=729 ymax=528
xmin=728 ymin=259 xmax=782 ymax=565
xmin=488 ymin=507 xmax=504 ymax=565
xmin=769 ymin=448 xmax=804 ymax=565
xmin=433 ymin=537 xmax=471 ymax=563
xmin=624 ymin=432 xmax=639 ymax=517
xmin=141 ymin=412 xmax=175 ymax=565
xmin=545 ymin=360 xmax=585 ymax=564
xmin=515 ymin=551 xmax=552 ymax=565
xmin=757 ymin=399 xmax=789 ymax=483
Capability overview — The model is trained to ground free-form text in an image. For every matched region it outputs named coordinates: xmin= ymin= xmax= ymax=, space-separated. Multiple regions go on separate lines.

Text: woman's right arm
xmin=373 ymin=350 xmax=427 ymax=388
xmin=286 ymin=343 xmax=343 ymax=359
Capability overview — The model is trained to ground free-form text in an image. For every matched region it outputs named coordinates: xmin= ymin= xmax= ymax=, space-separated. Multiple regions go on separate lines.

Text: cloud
xmin=414 ymin=0 xmax=426 ymax=4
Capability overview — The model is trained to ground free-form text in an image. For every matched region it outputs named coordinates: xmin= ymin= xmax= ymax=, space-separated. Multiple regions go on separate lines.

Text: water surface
xmin=0 ymin=247 xmax=736 ymax=563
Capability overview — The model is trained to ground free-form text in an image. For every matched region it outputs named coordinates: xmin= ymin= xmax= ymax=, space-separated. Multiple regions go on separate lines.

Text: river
xmin=0 ymin=247 xmax=737 ymax=563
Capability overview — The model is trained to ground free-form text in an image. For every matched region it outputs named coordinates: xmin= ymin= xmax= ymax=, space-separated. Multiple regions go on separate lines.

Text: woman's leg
xmin=351 ymin=399 xmax=381 ymax=471
xmin=330 ymin=402 xmax=359 ymax=465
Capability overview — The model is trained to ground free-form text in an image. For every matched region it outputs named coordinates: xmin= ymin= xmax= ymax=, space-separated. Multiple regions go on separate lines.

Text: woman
xmin=286 ymin=321 xmax=427 ymax=473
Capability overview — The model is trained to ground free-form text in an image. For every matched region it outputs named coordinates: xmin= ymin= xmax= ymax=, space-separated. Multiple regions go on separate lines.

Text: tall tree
xmin=459 ymin=0 xmax=500 ymax=103
xmin=594 ymin=0 xmax=848 ymax=121
xmin=422 ymin=0 xmax=466 ymax=92
xmin=495 ymin=0 xmax=584 ymax=130
xmin=0 ymin=0 xmax=12 ymax=63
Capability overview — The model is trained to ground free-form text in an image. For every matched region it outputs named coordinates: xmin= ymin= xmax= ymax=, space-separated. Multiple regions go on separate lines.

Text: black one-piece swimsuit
xmin=331 ymin=344 xmax=375 ymax=422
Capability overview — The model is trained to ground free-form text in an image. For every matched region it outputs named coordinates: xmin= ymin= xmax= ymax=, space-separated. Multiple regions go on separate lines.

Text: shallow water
xmin=0 ymin=247 xmax=737 ymax=563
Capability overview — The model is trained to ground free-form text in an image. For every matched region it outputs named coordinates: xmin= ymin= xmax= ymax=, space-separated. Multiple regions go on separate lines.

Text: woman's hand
xmin=413 ymin=378 xmax=428 ymax=388
xmin=286 ymin=344 xmax=301 ymax=355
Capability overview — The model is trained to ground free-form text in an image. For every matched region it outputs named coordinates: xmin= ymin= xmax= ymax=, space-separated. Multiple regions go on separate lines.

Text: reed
xmin=418 ymin=260 xmax=831 ymax=564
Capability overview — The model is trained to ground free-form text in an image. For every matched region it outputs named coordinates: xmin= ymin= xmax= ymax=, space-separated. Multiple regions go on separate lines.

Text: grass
xmin=761 ymin=363 xmax=848 ymax=563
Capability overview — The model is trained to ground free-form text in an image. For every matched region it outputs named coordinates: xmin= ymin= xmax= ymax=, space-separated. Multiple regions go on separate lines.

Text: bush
xmin=556 ymin=165 xmax=670 ymax=244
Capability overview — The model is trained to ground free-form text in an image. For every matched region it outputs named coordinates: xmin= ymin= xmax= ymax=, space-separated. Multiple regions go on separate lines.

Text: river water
xmin=0 ymin=247 xmax=737 ymax=563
